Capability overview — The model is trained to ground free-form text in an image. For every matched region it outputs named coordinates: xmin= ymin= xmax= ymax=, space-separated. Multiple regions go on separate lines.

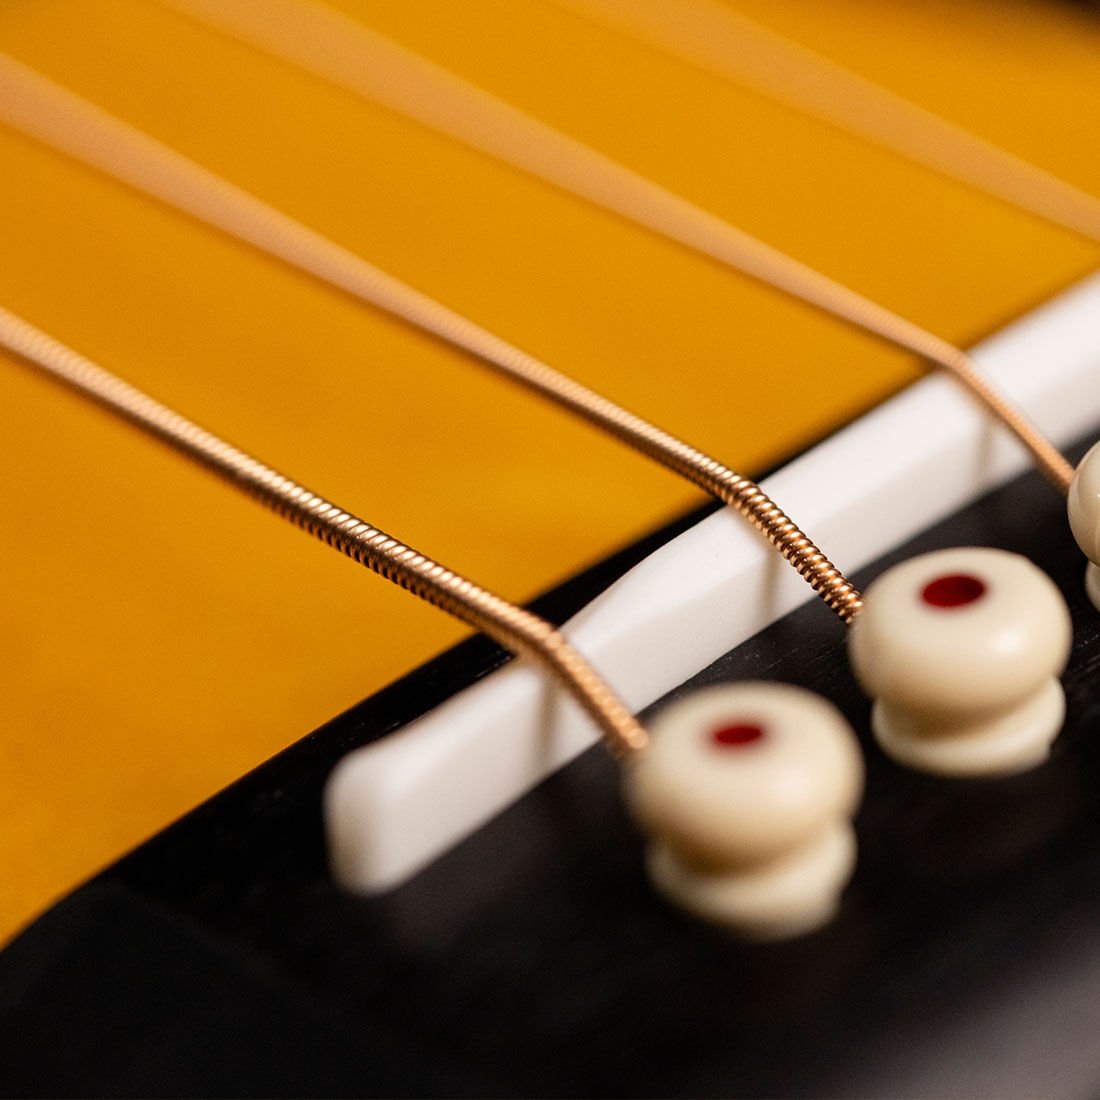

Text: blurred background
xmin=1 ymin=0 xmax=1097 ymax=943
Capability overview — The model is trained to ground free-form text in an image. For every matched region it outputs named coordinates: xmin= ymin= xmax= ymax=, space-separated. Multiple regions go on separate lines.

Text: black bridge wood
xmin=4 ymin=437 xmax=1100 ymax=1098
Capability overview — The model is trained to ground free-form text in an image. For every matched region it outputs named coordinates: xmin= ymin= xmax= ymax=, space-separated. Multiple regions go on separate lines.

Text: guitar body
xmin=2 ymin=2 xmax=1100 ymax=1094
xmin=4 ymin=433 xmax=1100 ymax=1097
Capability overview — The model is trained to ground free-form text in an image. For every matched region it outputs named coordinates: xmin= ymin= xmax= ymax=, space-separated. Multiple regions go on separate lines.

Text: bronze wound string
xmin=156 ymin=0 xmax=1075 ymax=494
xmin=559 ymin=0 xmax=1100 ymax=244
xmin=0 ymin=52 xmax=862 ymax=622
xmin=0 ymin=307 xmax=648 ymax=759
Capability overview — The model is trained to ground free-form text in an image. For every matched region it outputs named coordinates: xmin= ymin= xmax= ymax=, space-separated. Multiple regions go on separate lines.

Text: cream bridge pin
xmin=850 ymin=548 xmax=1072 ymax=777
xmin=625 ymin=683 xmax=863 ymax=939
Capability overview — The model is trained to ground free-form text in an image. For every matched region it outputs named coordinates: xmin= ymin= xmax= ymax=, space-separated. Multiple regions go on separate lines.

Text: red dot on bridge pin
xmin=710 ymin=722 xmax=766 ymax=748
xmin=921 ymin=573 xmax=986 ymax=609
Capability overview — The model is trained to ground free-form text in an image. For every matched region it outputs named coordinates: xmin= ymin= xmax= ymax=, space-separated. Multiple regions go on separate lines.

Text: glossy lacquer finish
xmin=5 ymin=437 xmax=1100 ymax=1097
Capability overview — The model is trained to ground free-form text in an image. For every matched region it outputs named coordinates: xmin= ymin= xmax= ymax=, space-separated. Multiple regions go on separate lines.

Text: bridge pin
xmin=849 ymin=547 xmax=1071 ymax=777
xmin=624 ymin=683 xmax=863 ymax=940
xmin=1069 ymin=442 xmax=1100 ymax=610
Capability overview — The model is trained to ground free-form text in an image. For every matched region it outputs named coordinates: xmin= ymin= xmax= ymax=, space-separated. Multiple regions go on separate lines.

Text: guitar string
xmin=0 ymin=307 xmax=648 ymax=760
xmin=0 ymin=52 xmax=863 ymax=623
xmin=556 ymin=0 xmax=1100 ymax=243
xmin=157 ymin=0 xmax=1075 ymax=494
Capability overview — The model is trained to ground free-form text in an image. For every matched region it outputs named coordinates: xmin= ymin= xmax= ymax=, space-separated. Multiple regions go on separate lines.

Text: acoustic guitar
xmin=1 ymin=1 xmax=1099 ymax=1094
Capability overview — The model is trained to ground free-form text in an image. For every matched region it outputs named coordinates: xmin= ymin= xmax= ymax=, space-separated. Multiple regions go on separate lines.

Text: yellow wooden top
xmin=0 ymin=0 xmax=1097 ymax=942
